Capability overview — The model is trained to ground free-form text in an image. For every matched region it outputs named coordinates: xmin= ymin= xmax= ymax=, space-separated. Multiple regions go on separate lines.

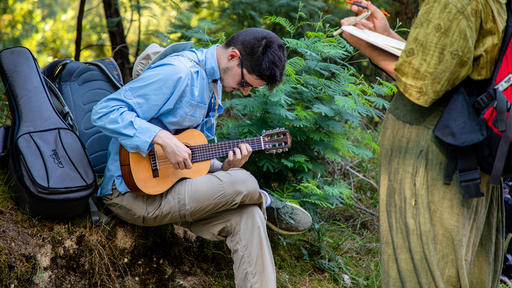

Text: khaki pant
xmin=103 ymin=168 xmax=276 ymax=288
xmin=380 ymin=108 xmax=504 ymax=288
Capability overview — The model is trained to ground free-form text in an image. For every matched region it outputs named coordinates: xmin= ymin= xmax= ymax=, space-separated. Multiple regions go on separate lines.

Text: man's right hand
xmin=152 ymin=130 xmax=192 ymax=170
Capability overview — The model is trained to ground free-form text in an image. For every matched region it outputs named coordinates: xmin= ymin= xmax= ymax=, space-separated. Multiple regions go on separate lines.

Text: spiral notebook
xmin=343 ymin=26 xmax=405 ymax=56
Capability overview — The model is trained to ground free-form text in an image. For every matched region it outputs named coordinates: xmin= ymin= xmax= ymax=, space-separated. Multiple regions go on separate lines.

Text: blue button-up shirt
xmin=91 ymin=45 xmax=223 ymax=197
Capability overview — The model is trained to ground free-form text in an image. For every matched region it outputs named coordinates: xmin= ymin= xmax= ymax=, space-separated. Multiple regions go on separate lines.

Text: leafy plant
xmin=216 ymin=16 xmax=393 ymax=210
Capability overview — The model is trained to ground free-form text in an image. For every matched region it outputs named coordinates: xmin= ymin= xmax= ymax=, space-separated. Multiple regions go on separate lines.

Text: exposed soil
xmin=0 ymin=198 xmax=236 ymax=287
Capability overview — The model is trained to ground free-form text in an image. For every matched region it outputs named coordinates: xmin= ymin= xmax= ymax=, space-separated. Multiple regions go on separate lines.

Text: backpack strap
xmin=442 ymin=146 xmax=457 ymax=184
xmin=89 ymin=197 xmax=109 ymax=226
xmin=41 ymin=59 xmax=73 ymax=82
xmin=85 ymin=58 xmax=123 ymax=88
xmin=491 ymin=112 xmax=512 ymax=185
xmin=0 ymin=125 xmax=10 ymax=165
xmin=456 ymin=146 xmax=484 ymax=199
xmin=42 ymin=75 xmax=77 ymax=133
xmin=495 ymin=89 xmax=508 ymax=132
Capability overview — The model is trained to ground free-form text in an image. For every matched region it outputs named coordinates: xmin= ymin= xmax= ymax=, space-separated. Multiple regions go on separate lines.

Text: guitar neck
xmin=190 ymin=137 xmax=263 ymax=162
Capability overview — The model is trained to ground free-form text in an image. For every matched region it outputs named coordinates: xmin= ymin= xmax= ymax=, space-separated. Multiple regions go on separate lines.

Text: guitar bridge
xmin=148 ymin=149 xmax=159 ymax=178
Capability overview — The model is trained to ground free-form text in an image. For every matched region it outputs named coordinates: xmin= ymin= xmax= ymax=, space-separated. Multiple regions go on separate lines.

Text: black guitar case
xmin=0 ymin=46 xmax=96 ymax=218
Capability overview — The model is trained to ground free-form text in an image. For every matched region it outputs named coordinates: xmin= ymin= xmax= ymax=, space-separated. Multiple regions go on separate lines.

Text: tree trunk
xmin=102 ymin=0 xmax=131 ymax=82
xmin=74 ymin=0 xmax=86 ymax=61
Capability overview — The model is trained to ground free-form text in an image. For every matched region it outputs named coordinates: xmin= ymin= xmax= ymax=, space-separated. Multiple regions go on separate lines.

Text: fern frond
xmin=265 ymin=15 xmax=296 ymax=35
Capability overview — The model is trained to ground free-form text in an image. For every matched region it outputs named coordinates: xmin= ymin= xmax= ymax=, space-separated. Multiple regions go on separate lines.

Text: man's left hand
xmin=222 ymin=143 xmax=252 ymax=170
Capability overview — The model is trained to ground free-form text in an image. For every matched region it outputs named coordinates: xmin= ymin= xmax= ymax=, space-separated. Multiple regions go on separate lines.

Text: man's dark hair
xmin=224 ymin=28 xmax=286 ymax=90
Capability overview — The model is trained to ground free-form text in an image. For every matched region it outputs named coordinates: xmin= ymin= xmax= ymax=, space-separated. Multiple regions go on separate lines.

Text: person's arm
xmin=340 ymin=0 xmax=404 ymax=78
xmin=92 ymin=62 xmax=194 ymax=170
xmin=393 ymin=0 xmax=479 ymax=106
xmin=152 ymin=129 xmax=192 ymax=170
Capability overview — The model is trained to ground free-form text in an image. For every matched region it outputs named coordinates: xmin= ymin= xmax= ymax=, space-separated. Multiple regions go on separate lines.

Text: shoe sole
xmin=266 ymin=203 xmax=311 ymax=235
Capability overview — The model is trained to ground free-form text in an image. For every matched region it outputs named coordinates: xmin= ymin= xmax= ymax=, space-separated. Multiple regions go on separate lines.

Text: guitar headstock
xmin=262 ymin=128 xmax=291 ymax=154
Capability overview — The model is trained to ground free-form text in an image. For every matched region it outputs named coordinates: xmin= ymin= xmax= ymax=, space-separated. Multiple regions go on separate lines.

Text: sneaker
xmin=266 ymin=195 xmax=312 ymax=235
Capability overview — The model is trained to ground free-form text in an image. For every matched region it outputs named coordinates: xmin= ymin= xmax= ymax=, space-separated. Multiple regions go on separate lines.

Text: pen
xmin=332 ymin=10 xmax=371 ymax=36
xmin=346 ymin=1 xmax=390 ymax=17
xmin=347 ymin=1 xmax=368 ymax=9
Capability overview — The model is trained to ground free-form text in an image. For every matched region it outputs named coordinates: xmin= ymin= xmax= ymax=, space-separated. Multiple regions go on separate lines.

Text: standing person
xmin=91 ymin=28 xmax=312 ymax=287
xmin=340 ymin=0 xmax=506 ymax=287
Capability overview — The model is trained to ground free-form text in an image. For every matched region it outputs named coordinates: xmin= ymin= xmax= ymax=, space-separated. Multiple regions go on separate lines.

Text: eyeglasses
xmin=237 ymin=57 xmax=253 ymax=88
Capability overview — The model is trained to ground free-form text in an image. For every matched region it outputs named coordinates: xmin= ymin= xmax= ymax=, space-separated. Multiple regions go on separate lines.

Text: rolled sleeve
xmin=394 ymin=0 xmax=480 ymax=107
xmin=92 ymin=62 xmax=192 ymax=153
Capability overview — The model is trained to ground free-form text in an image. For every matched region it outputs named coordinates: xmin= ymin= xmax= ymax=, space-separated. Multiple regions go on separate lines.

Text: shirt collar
xmin=203 ymin=44 xmax=221 ymax=82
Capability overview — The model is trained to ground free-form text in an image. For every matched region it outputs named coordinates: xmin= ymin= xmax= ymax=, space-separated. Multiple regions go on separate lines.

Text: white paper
xmin=342 ymin=26 xmax=405 ymax=56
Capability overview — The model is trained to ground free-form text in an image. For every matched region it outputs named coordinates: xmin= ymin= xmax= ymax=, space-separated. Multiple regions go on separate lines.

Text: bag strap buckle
xmin=473 ymin=90 xmax=495 ymax=112
xmin=458 ymin=168 xmax=484 ymax=199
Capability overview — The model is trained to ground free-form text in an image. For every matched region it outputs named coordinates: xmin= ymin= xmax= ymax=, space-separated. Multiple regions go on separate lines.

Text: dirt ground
xmin=0 ymin=198 xmax=237 ymax=287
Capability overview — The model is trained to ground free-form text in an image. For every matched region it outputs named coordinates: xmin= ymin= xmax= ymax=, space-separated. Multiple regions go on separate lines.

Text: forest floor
xmin=0 ymin=170 xmax=380 ymax=288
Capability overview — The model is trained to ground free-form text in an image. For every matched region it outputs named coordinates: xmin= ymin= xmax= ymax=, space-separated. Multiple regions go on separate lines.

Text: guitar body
xmin=120 ymin=129 xmax=210 ymax=195
xmin=120 ymin=127 xmax=291 ymax=195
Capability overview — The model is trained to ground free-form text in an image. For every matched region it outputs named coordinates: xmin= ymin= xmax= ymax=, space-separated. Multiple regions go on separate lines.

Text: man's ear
xmin=227 ymin=48 xmax=241 ymax=62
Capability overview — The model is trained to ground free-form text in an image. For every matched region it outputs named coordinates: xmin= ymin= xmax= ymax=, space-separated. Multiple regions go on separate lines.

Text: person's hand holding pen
xmin=337 ymin=0 xmax=404 ymax=79
xmin=340 ymin=0 xmax=401 ymax=41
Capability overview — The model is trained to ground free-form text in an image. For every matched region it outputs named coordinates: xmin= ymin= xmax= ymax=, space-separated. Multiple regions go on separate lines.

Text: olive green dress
xmin=380 ymin=0 xmax=507 ymax=287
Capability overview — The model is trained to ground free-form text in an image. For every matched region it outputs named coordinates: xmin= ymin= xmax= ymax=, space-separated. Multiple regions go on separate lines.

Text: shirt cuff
xmin=129 ymin=119 xmax=162 ymax=155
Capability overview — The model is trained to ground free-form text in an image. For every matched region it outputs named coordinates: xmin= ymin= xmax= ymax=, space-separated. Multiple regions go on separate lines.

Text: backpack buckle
xmin=458 ymin=168 xmax=484 ymax=199
xmin=473 ymin=90 xmax=494 ymax=113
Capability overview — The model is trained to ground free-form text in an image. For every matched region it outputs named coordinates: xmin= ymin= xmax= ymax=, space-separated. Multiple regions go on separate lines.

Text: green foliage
xmin=163 ymin=0 xmax=355 ymax=43
xmin=216 ymin=17 xmax=391 ymax=210
xmin=0 ymin=0 xmax=109 ymax=64
xmin=211 ymin=15 xmax=388 ymax=282
xmin=0 ymin=1 xmax=388 ymax=285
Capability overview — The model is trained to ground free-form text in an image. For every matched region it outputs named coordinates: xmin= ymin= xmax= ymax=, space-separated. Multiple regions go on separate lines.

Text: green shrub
xmin=216 ymin=16 xmax=393 ymax=209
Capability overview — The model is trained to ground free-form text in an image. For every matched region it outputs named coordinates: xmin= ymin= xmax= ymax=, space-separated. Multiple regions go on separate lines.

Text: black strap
xmin=41 ymin=59 xmax=72 ymax=82
xmin=443 ymin=148 xmax=457 ymax=184
xmin=456 ymin=146 xmax=484 ymax=199
xmin=491 ymin=111 xmax=512 ymax=185
xmin=496 ymin=89 xmax=508 ymax=132
xmin=88 ymin=197 xmax=109 ymax=226
xmin=0 ymin=125 xmax=9 ymax=157
xmin=42 ymin=75 xmax=77 ymax=133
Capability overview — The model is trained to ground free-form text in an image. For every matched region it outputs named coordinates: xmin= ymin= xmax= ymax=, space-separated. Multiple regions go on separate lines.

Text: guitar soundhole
xmin=149 ymin=149 xmax=159 ymax=178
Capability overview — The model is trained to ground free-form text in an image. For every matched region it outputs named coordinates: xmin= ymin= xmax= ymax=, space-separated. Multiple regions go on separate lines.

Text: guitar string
xmin=152 ymin=136 xmax=288 ymax=166
xmin=155 ymin=138 xmax=264 ymax=164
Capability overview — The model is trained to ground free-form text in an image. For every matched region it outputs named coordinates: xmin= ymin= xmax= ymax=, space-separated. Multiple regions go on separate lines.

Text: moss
xmin=0 ymin=242 xmax=37 ymax=286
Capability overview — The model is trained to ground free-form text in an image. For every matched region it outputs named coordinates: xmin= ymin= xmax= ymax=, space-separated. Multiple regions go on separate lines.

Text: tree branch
xmin=344 ymin=164 xmax=378 ymax=190
xmin=351 ymin=195 xmax=378 ymax=217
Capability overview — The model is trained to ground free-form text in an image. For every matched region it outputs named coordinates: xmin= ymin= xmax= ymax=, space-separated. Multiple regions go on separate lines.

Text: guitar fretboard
xmin=190 ymin=137 xmax=263 ymax=162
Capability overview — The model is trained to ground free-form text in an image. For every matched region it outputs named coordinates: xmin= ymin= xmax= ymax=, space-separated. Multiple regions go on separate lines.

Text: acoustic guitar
xmin=120 ymin=128 xmax=291 ymax=195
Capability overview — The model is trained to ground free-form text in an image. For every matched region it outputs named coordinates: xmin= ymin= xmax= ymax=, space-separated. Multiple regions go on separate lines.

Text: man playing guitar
xmin=92 ymin=28 xmax=311 ymax=287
